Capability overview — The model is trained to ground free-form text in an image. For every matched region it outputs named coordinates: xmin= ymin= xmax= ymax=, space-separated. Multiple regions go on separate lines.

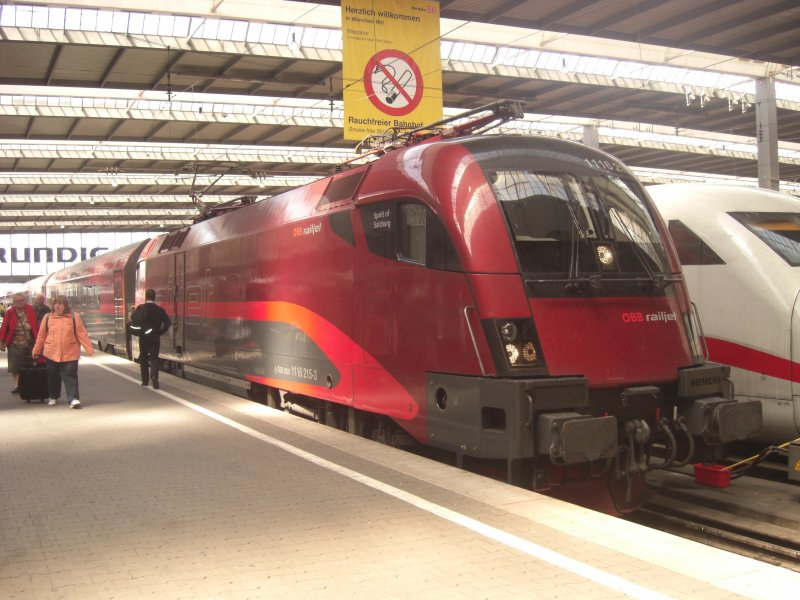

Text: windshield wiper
xmin=605 ymin=209 xmax=672 ymax=290
xmin=525 ymin=274 xmax=682 ymax=295
xmin=562 ymin=195 xmax=590 ymax=282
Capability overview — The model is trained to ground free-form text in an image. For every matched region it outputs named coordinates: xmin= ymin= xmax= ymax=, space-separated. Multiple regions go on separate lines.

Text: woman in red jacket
xmin=32 ymin=295 xmax=94 ymax=408
xmin=0 ymin=292 xmax=40 ymax=394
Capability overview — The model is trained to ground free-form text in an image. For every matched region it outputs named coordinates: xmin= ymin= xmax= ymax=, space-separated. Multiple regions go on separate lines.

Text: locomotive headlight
xmin=494 ymin=318 xmax=544 ymax=371
xmin=500 ymin=322 xmax=519 ymax=342
xmin=522 ymin=341 xmax=537 ymax=362
xmin=596 ymin=244 xmax=614 ymax=266
xmin=505 ymin=343 xmax=520 ymax=364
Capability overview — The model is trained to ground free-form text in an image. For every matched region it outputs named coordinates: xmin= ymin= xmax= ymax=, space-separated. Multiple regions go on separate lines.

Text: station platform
xmin=2 ymin=352 xmax=799 ymax=599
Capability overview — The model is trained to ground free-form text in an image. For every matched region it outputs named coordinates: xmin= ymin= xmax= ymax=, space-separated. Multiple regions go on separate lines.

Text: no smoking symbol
xmin=363 ymin=49 xmax=424 ymax=117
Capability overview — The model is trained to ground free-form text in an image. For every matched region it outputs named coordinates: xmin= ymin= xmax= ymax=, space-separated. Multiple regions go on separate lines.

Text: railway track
xmin=625 ymin=468 xmax=800 ymax=572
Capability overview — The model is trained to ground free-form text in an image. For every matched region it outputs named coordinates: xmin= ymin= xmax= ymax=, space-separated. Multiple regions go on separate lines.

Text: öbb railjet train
xmin=649 ymin=183 xmax=800 ymax=446
xmin=17 ymin=106 xmax=762 ymax=513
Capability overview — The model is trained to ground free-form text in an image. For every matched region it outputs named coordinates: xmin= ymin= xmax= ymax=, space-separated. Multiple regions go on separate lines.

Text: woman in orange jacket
xmin=32 ymin=295 xmax=94 ymax=409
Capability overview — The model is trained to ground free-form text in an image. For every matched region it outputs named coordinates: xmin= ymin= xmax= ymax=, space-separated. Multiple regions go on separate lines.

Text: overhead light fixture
xmin=288 ymin=31 xmax=300 ymax=53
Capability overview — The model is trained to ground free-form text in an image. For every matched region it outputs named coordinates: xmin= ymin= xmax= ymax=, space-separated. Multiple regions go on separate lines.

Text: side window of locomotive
xmin=317 ymin=169 xmax=366 ymax=209
xmin=328 ymin=211 xmax=355 ymax=246
xmin=426 ymin=209 xmax=462 ymax=271
xmin=397 ymin=202 xmax=461 ymax=270
xmin=361 ymin=201 xmax=397 ymax=259
xmin=360 ymin=201 xmax=461 ymax=271
xmin=667 ymin=220 xmax=725 ymax=266
xmin=398 ymin=203 xmax=426 ymax=264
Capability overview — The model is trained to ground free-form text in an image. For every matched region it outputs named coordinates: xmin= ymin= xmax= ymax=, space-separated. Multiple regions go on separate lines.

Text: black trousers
xmin=138 ymin=335 xmax=161 ymax=385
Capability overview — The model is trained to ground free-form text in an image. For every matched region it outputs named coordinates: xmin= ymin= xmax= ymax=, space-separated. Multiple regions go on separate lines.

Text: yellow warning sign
xmin=794 ymin=459 xmax=800 ymax=472
xmin=342 ymin=0 xmax=442 ymax=140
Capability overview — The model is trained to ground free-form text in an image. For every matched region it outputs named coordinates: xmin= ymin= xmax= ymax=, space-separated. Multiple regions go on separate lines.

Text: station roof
xmin=0 ymin=0 xmax=799 ymax=231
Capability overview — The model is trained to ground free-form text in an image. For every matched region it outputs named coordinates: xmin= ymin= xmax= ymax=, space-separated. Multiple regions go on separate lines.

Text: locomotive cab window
xmin=361 ymin=200 xmax=461 ymax=271
xmin=488 ymin=169 xmax=668 ymax=283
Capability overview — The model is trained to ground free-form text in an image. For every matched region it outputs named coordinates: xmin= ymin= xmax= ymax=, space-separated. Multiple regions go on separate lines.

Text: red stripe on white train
xmin=705 ymin=337 xmax=800 ymax=383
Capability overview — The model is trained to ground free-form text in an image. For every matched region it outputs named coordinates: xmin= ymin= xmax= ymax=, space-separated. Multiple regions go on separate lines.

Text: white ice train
xmin=648 ymin=183 xmax=800 ymax=445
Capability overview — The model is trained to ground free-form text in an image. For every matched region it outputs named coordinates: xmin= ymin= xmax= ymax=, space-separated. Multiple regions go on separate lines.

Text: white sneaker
xmin=69 ymin=399 xmax=81 ymax=409
xmin=48 ymin=399 xmax=57 ymax=406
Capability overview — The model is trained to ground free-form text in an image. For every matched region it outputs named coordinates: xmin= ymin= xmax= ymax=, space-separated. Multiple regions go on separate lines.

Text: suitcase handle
xmin=28 ymin=356 xmax=46 ymax=368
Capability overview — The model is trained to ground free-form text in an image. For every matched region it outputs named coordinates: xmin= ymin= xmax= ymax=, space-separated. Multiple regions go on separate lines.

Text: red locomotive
xmin=32 ymin=102 xmax=762 ymax=513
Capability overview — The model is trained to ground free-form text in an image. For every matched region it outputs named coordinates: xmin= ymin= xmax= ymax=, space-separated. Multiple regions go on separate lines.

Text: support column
xmin=582 ymin=124 xmax=599 ymax=149
xmin=755 ymin=77 xmax=779 ymax=191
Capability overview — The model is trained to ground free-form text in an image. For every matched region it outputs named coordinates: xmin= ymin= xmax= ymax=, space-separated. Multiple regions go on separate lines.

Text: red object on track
xmin=693 ymin=463 xmax=731 ymax=488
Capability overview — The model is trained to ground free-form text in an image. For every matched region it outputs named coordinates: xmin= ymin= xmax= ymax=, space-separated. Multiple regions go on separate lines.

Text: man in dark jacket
xmin=33 ymin=293 xmax=51 ymax=323
xmin=131 ymin=288 xmax=171 ymax=389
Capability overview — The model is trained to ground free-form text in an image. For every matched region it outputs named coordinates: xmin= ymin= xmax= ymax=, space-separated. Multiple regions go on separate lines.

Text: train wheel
xmin=266 ymin=387 xmax=282 ymax=410
xmin=247 ymin=383 xmax=281 ymax=410
xmin=321 ymin=402 xmax=346 ymax=430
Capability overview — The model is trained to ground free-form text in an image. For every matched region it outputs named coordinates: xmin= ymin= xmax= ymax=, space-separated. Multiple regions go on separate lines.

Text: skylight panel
xmin=777 ymin=83 xmax=800 ymax=102
xmin=202 ymin=19 xmax=219 ymax=39
xmin=31 ymin=6 xmax=49 ymax=29
xmin=0 ymin=7 xmax=14 ymax=26
xmin=461 ymin=43 xmax=475 ymax=61
xmin=173 ymin=16 xmax=190 ymax=38
xmin=217 ymin=19 xmax=233 ymax=40
xmin=273 ymin=24 xmax=290 ymax=46
xmin=258 ymin=23 xmax=276 ymax=44
xmin=540 ymin=53 xmax=559 ymax=71
xmin=95 ymin=11 xmax=113 ymax=32
xmin=110 ymin=11 xmax=127 ymax=33
xmin=231 ymin=20 xmax=247 ymax=41
xmin=80 ymin=9 xmax=99 ymax=31
xmin=312 ymin=28 xmax=329 ymax=48
xmin=156 ymin=14 xmax=174 ymax=37
xmin=580 ymin=57 xmax=607 ymax=76
xmin=142 ymin=13 xmax=159 ymax=35
xmin=327 ymin=30 xmax=342 ymax=49
xmin=246 ymin=22 xmax=261 ymax=43
xmin=492 ymin=47 xmax=511 ymax=65
xmin=127 ymin=12 xmax=144 ymax=35
xmin=12 ymin=5 xmax=33 ymax=27
xmin=480 ymin=44 xmax=496 ymax=63
xmin=299 ymin=27 xmax=314 ymax=48
xmin=47 ymin=7 xmax=65 ymax=29
xmin=64 ymin=8 xmax=81 ymax=30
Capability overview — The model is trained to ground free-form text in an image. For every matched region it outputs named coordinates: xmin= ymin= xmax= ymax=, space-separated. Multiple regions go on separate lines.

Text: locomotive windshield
xmin=729 ymin=212 xmax=800 ymax=266
xmin=489 ymin=169 xmax=669 ymax=282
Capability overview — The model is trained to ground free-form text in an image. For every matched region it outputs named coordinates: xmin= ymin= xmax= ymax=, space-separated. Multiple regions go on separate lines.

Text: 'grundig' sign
xmin=0 ymin=246 xmax=107 ymax=263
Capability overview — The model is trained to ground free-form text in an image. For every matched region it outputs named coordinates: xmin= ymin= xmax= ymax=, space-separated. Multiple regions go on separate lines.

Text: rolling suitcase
xmin=19 ymin=360 xmax=49 ymax=403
